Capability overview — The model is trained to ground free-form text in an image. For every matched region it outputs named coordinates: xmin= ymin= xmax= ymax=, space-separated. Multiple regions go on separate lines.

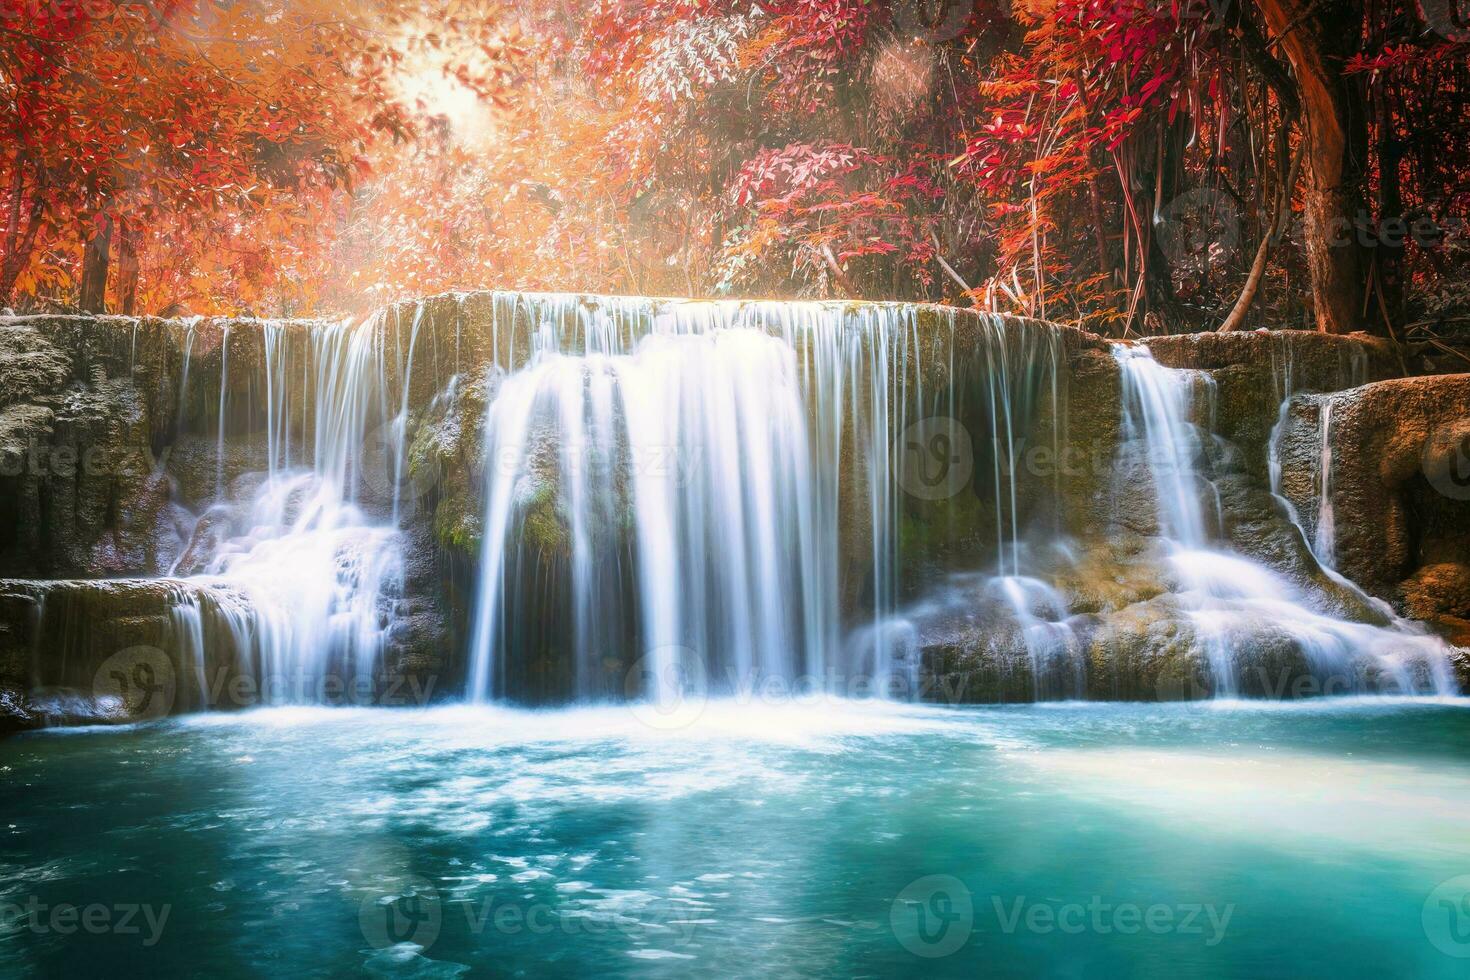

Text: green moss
xmin=897 ymin=488 xmax=996 ymax=568
xmin=521 ymin=479 xmax=569 ymax=555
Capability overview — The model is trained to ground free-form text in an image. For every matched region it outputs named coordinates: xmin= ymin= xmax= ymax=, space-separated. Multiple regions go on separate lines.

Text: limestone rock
xmin=1277 ymin=374 xmax=1470 ymax=597
xmin=1147 ymin=330 xmax=1395 ymax=481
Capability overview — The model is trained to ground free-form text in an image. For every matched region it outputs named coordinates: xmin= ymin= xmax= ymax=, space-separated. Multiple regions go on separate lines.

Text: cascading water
xmin=166 ymin=315 xmax=410 ymax=703
xmin=37 ymin=294 xmax=1456 ymax=715
xmin=1313 ymin=400 xmax=1337 ymax=567
xmin=464 ymin=296 xmax=1064 ymax=703
xmin=468 ymin=328 xmax=828 ymax=702
xmin=1116 ymin=345 xmax=1457 ymax=696
xmin=1264 ymin=333 xmax=1368 ymax=562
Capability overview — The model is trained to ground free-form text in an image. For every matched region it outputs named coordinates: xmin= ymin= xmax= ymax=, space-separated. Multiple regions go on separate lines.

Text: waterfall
xmin=1312 ymin=401 xmax=1336 ymax=568
xmin=1115 ymin=346 xmax=1216 ymax=547
xmin=465 ymin=297 xmax=1063 ymax=703
xmin=215 ymin=323 xmax=230 ymax=499
xmin=167 ymin=314 xmax=410 ymax=703
xmin=1116 ymin=345 xmax=1457 ymax=697
xmin=1265 ymin=333 xmax=1368 ymax=558
xmin=176 ymin=318 xmax=198 ymax=430
xmin=42 ymin=294 xmax=1453 ymax=715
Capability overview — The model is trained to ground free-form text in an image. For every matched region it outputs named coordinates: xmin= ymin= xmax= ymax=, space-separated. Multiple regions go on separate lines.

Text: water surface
xmin=4 ymin=698 xmax=1470 ymax=977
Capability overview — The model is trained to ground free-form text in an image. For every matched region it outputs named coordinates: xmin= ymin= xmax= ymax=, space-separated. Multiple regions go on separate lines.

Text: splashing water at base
xmin=170 ymin=317 xmax=407 ymax=702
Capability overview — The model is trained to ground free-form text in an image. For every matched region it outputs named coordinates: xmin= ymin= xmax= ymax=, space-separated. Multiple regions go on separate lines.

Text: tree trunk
xmin=1371 ymin=81 xmax=1404 ymax=329
xmin=1 ymin=156 xmax=45 ymax=308
xmin=0 ymin=195 xmax=43 ymax=308
xmin=1255 ymin=0 xmax=1369 ymax=334
xmin=79 ymin=213 xmax=113 ymax=313
xmin=116 ymin=220 xmax=140 ymax=316
xmin=1219 ymin=131 xmax=1304 ymax=331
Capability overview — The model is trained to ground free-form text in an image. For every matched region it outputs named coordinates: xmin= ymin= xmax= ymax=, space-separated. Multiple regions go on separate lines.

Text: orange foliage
xmin=1 ymin=0 xmax=523 ymax=314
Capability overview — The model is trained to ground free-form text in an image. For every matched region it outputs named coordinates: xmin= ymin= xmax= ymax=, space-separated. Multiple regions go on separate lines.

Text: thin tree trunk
xmin=116 ymin=219 xmax=140 ymax=315
xmin=1219 ymin=133 xmax=1304 ymax=331
xmin=0 ymin=194 xmax=43 ymax=308
xmin=1371 ymin=80 xmax=1404 ymax=327
xmin=820 ymin=243 xmax=858 ymax=299
xmin=79 ymin=213 xmax=113 ymax=313
xmin=1 ymin=155 xmax=45 ymax=307
xmin=1254 ymin=0 xmax=1369 ymax=334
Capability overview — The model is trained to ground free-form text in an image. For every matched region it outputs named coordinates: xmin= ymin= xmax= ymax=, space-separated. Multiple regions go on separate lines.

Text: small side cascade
xmin=989 ymin=575 xmax=1080 ymax=698
xmin=1115 ymin=346 xmax=1218 ymax=547
xmin=1115 ymin=345 xmax=1457 ymax=697
xmin=163 ymin=312 xmax=416 ymax=703
xmin=215 ymin=323 xmax=230 ymax=499
xmin=1312 ymin=400 xmax=1337 ymax=568
xmin=1265 ymin=333 xmax=1369 ymax=554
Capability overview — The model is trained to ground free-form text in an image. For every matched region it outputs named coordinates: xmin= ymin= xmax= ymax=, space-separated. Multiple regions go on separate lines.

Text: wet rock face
xmin=0 ymin=574 xmax=452 ymax=733
xmin=1277 ymin=373 xmax=1470 ymax=642
xmin=0 ymin=313 xmax=455 ymax=725
xmin=0 ymin=579 xmax=233 ymax=733
xmin=0 ymin=323 xmax=177 ymax=577
xmin=912 ymin=332 xmax=1470 ymax=703
xmin=1145 ymin=330 xmax=1396 ymax=481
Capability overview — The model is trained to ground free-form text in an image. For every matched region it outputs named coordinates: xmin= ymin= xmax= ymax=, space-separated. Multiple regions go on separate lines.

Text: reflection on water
xmin=3 ymin=699 xmax=1470 ymax=977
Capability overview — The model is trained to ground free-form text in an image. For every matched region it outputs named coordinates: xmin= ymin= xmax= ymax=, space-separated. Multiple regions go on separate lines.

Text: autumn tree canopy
xmin=3 ymin=0 xmax=1467 ymax=336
